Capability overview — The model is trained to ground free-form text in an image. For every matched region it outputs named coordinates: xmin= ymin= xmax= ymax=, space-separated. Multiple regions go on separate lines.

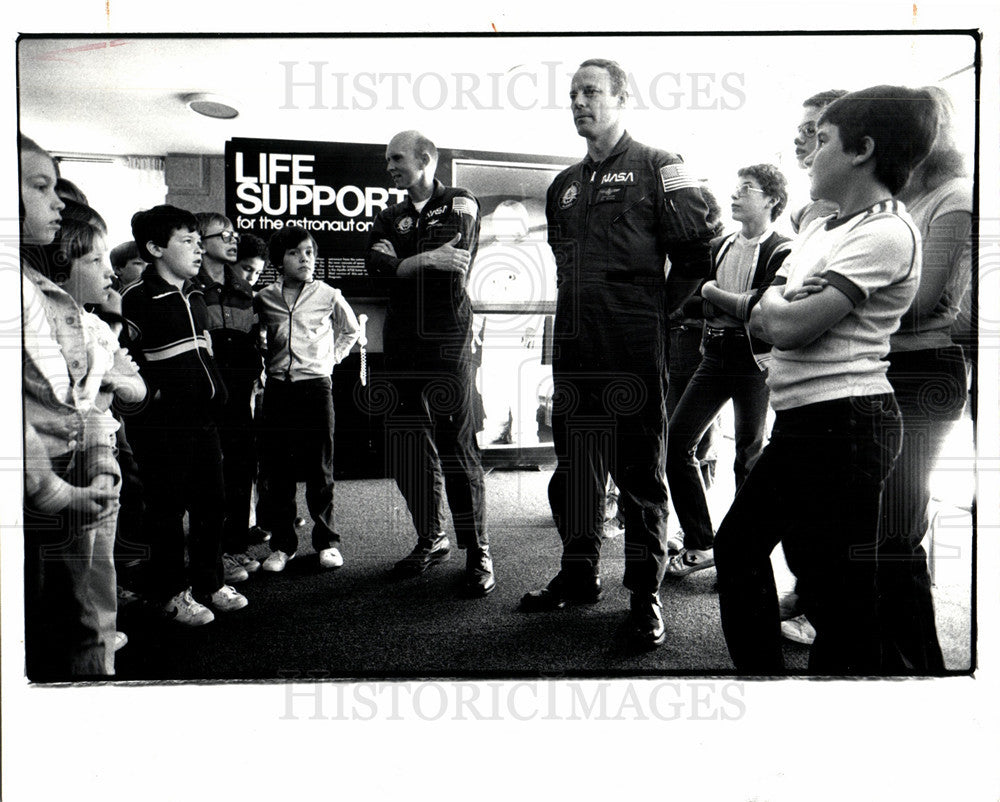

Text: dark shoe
xmin=392 ymin=534 xmax=451 ymax=575
xmin=628 ymin=591 xmax=666 ymax=648
xmin=520 ymin=573 xmax=602 ymax=611
xmin=247 ymin=525 xmax=271 ymax=544
xmin=464 ymin=545 xmax=497 ymax=597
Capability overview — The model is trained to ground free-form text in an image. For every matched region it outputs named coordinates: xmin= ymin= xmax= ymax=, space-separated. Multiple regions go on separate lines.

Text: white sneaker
xmin=666 ymin=532 xmax=685 ymax=554
xmin=222 ymin=553 xmax=249 ymax=584
xmin=318 ymin=547 xmax=344 ymax=569
xmin=781 ymin=614 xmax=817 ymax=645
xmin=208 ymin=584 xmax=249 ymax=612
xmin=163 ymin=588 xmax=215 ymax=626
xmin=262 ymin=550 xmax=295 ymax=572
xmin=114 ymin=631 xmax=128 ymax=652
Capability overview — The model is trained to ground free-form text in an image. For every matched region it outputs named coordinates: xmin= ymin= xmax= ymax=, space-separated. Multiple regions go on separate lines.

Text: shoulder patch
xmin=451 ymin=196 xmax=478 ymax=218
xmin=659 ymin=163 xmax=700 ymax=193
xmin=395 ymin=215 xmax=415 ymax=234
xmin=559 ymin=181 xmax=582 ymax=210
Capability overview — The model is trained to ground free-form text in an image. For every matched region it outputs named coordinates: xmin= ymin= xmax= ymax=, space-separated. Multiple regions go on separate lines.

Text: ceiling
xmin=17 ymin=33 xmax=977 ymax=174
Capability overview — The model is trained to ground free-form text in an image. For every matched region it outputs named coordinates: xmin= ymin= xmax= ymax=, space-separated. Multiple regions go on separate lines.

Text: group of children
xmin=21 ymin=135 xmax=359 ymax=678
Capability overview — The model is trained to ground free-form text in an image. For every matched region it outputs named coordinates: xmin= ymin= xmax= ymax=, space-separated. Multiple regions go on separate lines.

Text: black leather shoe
xmin=392 ymin=534 xmax=451 ymax=575
xmin=520 ymin=573 xmax=602 ymax=611
xmin=628 ymin=591 xmax=666 ymax=648
xmin=464 ymin=545 xmax=497 ymax=597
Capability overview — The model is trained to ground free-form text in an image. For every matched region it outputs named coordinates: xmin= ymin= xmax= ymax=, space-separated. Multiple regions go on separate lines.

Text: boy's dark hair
xmin=738 ymin=164 xmax=789 ymax=221
xmin=110 ymin=240 xmax=141 ymax=271
xmin=55 ymin=177 xmax=89 ymax=206
xmin=236 ymin=233 xmax=269 ymax=263
xmin=194 ymin=211 xmax=232 ymax=236
xmin=39 ymin=200 xmax=108 ymax=283
xmin=803 ymin=89 xmax=848 ymax=110
xmin=131 ymin=205 xmax=200 ymax=263
xmin=579 ymin=58 xmax=628 ymax=97
xmin=268 ymin=224 xmax=316 ymax=270
xmin=820 ymin=85 xmax=939 ymax=196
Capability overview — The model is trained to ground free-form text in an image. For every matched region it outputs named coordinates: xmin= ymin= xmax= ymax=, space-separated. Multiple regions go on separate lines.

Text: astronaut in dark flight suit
xmin=365 ymin=130 xmax=494 ymax=598
xmin=520 ymin=59 xmax=721 ymax=647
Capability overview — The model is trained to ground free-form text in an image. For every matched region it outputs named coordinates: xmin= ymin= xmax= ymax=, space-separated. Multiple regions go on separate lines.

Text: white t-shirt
xmin=767 ymin=200 xmax=921 ymax=410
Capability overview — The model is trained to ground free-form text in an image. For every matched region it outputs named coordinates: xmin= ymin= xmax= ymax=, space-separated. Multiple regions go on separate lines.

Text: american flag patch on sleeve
xmin=659 ymin=163 xmax=700 ymax=193
xmin=452 ymin=196 xmax=478 ymax=218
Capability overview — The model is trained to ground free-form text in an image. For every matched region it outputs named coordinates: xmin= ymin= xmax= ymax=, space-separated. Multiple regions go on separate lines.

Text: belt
xmin=705 ymin=326 xmax=746 ymax=338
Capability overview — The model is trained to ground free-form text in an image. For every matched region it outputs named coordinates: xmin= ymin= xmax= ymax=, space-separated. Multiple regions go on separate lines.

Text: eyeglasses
xmin=203 ymin=230 xmax=241 ymax=244
xmin=796 ymin=123 xmax=817 ymax=139
xmin=732 ymin=185 xmax=766 ymax=199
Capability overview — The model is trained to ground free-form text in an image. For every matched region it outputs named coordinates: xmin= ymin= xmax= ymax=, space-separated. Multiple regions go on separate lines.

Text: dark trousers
xmin=125 ymin=414 xmax=225 ymax=600
xmin=113 ymin=417 xmax=148 ymax=570
xmin=876 ymin=346 xmax=967 ymax=672
xmin=383 ymin=363 xmax=487 ymax=550
xmin=666 ymin=331 xmax=769 ymax=551
xmin=667 ymin=324 xmax=718 ymax=485
xmin=219 ymin=382 xmax=257 ymax=555
xmin=715 ymin=394 xmax=901 ymax=675
xmin=258 ymin=377 xmax=338 ymax=556
xmin=547 ymin=371 xmax=669 ymax=593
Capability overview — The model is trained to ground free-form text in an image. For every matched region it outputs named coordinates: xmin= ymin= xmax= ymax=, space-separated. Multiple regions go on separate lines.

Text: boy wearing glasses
xmin=195 ymin=212 xmax=264 ymax=583
xmin=664 ymin=165 xmax=791 ymax=577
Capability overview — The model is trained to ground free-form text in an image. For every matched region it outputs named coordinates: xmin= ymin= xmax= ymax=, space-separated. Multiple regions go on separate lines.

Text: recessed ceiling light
xmin=184 ymin=92 xmax=239 ymax=119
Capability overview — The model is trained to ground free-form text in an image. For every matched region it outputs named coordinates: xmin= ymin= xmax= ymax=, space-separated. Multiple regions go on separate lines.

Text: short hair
xmin=802 ymin=89 xmax=848 ymax=110
xmin=236 ymin=233 xmax=269 ymax=263
xmin=738 ymin=163 xmax=789 ymax=221
xmin=820 ymin=85 xmax=938 ymax=195
xmin=110 ymin=240 xmax=141 ymax=270
xmin=579 ymin=59 xmax=628 ymax=98
xmin=19 ymin=133 xmax=50 ymax=159
xmin=194 ymin=211 xmax=232 ymax=236
xmin=131 ymin=205 xmax=200 ymax=263
xmin=55 ymin=177 xmax=88 ymax=206
xmin=268 ymin=224 xmax=316 ymax=269
xmin=38 ymin=200 xmax=108 ymax=283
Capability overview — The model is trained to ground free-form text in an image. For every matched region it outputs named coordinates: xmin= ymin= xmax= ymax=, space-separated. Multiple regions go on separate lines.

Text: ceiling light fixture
xmin=184 ymin=92 xmax=240 ymax=119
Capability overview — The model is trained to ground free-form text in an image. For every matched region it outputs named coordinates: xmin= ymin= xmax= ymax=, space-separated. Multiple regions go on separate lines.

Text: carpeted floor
xmin=112 ymin=466 xmax=974 ymax=682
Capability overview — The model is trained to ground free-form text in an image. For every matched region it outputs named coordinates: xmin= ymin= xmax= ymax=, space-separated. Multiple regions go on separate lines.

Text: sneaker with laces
xmin=233 ymin=552 xmax=261 ymax=573
xmin=664 ymin=547 xmax=715 ymax=578
xmin=208 ymin=584 xmax=249 ymax=612
xmin=163 ymin=588 xmax=215 ymax=626
xmin=262 ymin=549 xmax=295 ymax=572
xmin=318 ymin=547 xmax=344 ymax=569
xmin=222 ymin=553 xmax=249 ymax=584
xmin=780 ymin=614 xmax=816 ymax=645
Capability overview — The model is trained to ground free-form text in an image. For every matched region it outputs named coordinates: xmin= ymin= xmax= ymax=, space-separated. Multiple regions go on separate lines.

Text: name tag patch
xmin=395 ymin=215 xmax=415 ymax=234
xmin=595 ymin=186 xmax=625 ymax=203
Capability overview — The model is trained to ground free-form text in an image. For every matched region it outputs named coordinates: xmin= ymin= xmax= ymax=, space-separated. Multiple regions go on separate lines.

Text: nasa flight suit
xmin=365 ymin=179 xmax=487 ymax=551
xmin=545 ymin=131 xmax=721 ymax=593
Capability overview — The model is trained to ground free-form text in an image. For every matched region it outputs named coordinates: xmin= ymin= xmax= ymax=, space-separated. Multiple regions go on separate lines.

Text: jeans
xmin=24 ymin=454 xmax=121 ymax=680
xmin=715 ymin=394 xmax=902 ymax=675
xmin=875 ymin=346 xmax=967 ymax=672
xmin=219 ymin=380 xmax=258 ymax=555
xmin=666 ymin=330 xmax=769 ymax=550
xmin=667 ymin=324 xmax=719 ymax=486
xmin=258 ymin=377 xmax=339 ymax=556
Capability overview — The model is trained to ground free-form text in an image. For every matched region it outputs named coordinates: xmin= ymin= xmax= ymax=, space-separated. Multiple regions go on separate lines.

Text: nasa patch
xmin=395 ymin=215 xmax=415 ymax=234
xmin=560 ymin=181 xmax=582 ymax=210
